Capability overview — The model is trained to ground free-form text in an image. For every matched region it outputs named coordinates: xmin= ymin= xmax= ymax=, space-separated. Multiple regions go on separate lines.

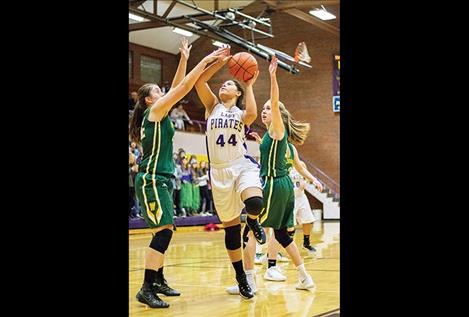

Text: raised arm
xmin=195 ymin=46 xmax=231 ymax=115
xmin=171 ymin=38 xmax=191 ymax=90
xmin=268 ymin=56 xmax=285 ymax=140
xmin=291 ymin=145 xmax=323 ymax=192
xmin=241 ymin=70 xmax=259 ymax=126
xmin=149 ymin=48 xmax=228 ymax=122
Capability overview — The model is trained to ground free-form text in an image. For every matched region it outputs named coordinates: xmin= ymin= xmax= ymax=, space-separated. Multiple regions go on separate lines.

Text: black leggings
xmin=199 ymin=185 xmax=210 ymax=213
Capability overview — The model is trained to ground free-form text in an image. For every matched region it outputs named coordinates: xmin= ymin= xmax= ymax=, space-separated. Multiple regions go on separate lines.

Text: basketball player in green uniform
xmin=250 ymin=56 xmax=317 ymax=290
xmin=129 ymin=40 xmax=229 ymax=308
xmin=256 ymin=141 xmax=323 ymax=281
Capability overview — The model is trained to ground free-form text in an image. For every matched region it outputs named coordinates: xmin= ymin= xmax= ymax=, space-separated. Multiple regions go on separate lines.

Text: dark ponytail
xmin=233 ymin=80 xmax=245 ymax=109
xmin=129 ymin=83 xmax=155 ymax=143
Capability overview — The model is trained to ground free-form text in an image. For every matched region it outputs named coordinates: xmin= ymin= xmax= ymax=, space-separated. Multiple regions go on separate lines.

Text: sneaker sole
xmin=239 ymin=293 xmax=255 ymax=300
xmin=226 ymin=290 xmax=240 ymax=295
xmin=264 ymin=275 xmax=287 ymax=282
xmin=295 ymin=284 xmax=316 ymax=291
xmin=136 ymin=293 xmax=170 ymax=308
xmin=226 ymin=289 xmax=257 ymax=295
xmin=156 ymin=291 xmax=181 ymax=296
xmin=303 ymin=246 xmax=317 ymax=253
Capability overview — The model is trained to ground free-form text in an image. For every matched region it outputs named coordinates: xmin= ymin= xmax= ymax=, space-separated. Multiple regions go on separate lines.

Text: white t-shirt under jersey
xmin=206 ymin=103 xmax=247 ymax=165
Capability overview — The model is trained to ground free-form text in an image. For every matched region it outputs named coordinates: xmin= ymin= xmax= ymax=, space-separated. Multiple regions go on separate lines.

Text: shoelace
xmin=250 ymin=222 xmax=263 ymax=239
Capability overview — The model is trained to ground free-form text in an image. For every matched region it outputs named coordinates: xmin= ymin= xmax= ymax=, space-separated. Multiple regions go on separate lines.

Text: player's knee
xmin=224 ymin=224 xmax=241 ymax=250
xmin=244 ymin=196 xmax=264 ymax=216
xmin=287 ymin=228 xmax=295 ymax=238
xmin=149 ymin=228 xmax=173 ymax=254
xmin=274 ymin=228 xmax=293 ymax=248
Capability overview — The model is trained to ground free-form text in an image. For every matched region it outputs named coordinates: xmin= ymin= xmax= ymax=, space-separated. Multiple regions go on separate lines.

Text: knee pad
xmin=149 ymin=229 xmax=173 ymax=254
xmin=224 ymin=224 xmax=241 ymax=250
xmin=274 ymin=228 xmax=293 ymax=248
xmin=244 ymin=196 xmax=264 ymax=216
xmin=287 ymin=229 xmax=295 ymax=238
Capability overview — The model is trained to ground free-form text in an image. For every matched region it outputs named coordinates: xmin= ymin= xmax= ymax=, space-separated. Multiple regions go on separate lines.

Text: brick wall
xmin=129 ymin=42 xmax=178 ymax=94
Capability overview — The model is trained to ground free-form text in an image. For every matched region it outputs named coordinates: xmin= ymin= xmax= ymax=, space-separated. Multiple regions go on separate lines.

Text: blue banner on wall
xmin=333 ymin=54 xmax=340 ymax=112
xmin=333 ymin=96 xmax=340 ymax=112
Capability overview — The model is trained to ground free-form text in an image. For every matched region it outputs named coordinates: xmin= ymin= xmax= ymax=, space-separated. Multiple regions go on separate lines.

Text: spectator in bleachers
xmin=177 ymin=148 xmax=186 ymax=166
xmin=129 ymin=91 xmax=138 ymax=111
xmin=129 ymin=147 xmax=139 ymax=219
xmin=207 ymin=162 xmax=215 ymax=214
xmin=130 ymin=141 xmax=141 ymax=163
xmin=170 ymin=103 xmax=192 ymax=130
xmin=173 ymin=153 xmax=184 ymax=217
xmin=191 ymin=162 xmax=201 ymax=215
xmin=180 ymin=158 xmax=193 ymax=216
xmin=198 ymin=161 xmax=211 ymax=215
xmin=162 ymin=81 xmax=171 ymax=94
xmin=189 ymin=154 xmax=198 ymax=165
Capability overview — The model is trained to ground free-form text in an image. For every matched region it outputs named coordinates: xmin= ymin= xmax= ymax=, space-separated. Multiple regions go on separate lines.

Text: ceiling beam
xmin=129 ymin=12 xmax=218 ymax=32
xmin=283 ymin=8 xmax=339 ymax=36
xmin=129 ymin=8 xmax=224 ymax=41
xmin=129 ymin=7 xmax=161 ymax=22
xmin=129 ymin=0 xmax=148 ymax=8
xmin=162 ymin=0 xmax=177 ymax=18
xmin=264 ymin=0 xmax=339 ymax=10
xmin=129 ymin=2 xmax=270 ymax=32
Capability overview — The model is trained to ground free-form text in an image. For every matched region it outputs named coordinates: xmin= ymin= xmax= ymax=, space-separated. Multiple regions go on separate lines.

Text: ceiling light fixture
xmin=172 ymin=27 xmax=194 ymax=37
xmin=309 ymin=5 xmax=336 ymax=21
xmin=129 ymin=13 xmax=145 ymax=22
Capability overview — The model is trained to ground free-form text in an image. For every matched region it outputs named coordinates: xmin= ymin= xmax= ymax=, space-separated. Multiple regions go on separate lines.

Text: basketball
xmin=228 ymin=52 xmax=258 ymax=82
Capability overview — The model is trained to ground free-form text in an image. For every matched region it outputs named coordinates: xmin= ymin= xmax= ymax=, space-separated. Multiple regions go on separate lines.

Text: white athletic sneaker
xmin=277 ymin=252 xmax=289 ymax=262
xmin=225 ymin=272 xmax=257 ymax=294
xmin=264 ymin=266 xmax=287 ymax=281
xmin=247 ymin=272 xmax=257 ymax=293
xmin=226 ymin=284 xmax=240 ymax=295
xmin=296 ymin=274 xmax=316 ymax=290
xmin=255 ymin=253 xmax=266 ymax=265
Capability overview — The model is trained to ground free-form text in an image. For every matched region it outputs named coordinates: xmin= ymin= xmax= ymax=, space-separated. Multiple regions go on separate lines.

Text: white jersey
xmin=289 ymin=168 xmax=305 ymax=198
xmin=206 ymin=103 xmax=247 ymax=165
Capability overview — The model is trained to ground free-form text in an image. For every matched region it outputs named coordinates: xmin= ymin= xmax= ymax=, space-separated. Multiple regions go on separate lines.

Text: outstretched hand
xmin=249 ymin=131 xmax=263 ymax=144
xmin=179 ymin=37 xmax=192 ymax=60
xmin=203 ymin=46 xmax=231 ymax=64
xmin=269 ymin=55 xmax=278 ymax=77
xmin=311 ymin=179 xmax=323 ymax=192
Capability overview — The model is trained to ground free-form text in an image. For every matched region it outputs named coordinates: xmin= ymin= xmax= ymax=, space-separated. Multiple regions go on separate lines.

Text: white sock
xmin=245 ymin=269 xmax=255 ymax=275
xmin=256 ymin=242 xmax=263 ymax=254
xmin=296 ymin=263 xmax=308 ymax=280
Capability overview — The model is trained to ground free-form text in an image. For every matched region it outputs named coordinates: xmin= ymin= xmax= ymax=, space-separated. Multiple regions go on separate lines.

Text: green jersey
xmin=286 ymin=142 xmax=295 ymax=172
xmin=138 ymin=109 xmax=175 ymax=175
xmin=260 ymin=130 xmax=291 ymax=178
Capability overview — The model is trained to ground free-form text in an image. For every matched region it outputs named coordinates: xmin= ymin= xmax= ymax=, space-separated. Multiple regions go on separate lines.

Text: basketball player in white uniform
xmin=194 ymin=47 xmax=265 ymax=300
xmin=289 ymin=164 xmax=319 ymax=255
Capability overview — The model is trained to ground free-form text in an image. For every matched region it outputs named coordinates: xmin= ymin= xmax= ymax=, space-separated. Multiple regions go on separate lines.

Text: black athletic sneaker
xmin=154 ymin=278 xmax=181 ymax=296
xmin=136 ymin=284 xmax=170 ymax=308
xmin=303 ymin=244 xmax=317 ymax=253
xmin=236 ymin=274 xmax=254 ymax=299
xmin=246 ymin=218 xmax=266 ymax=244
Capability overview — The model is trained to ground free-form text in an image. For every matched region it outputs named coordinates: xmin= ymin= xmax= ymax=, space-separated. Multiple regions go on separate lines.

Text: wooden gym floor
xmin=129 ymin=220 xmax=340 ymax=316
